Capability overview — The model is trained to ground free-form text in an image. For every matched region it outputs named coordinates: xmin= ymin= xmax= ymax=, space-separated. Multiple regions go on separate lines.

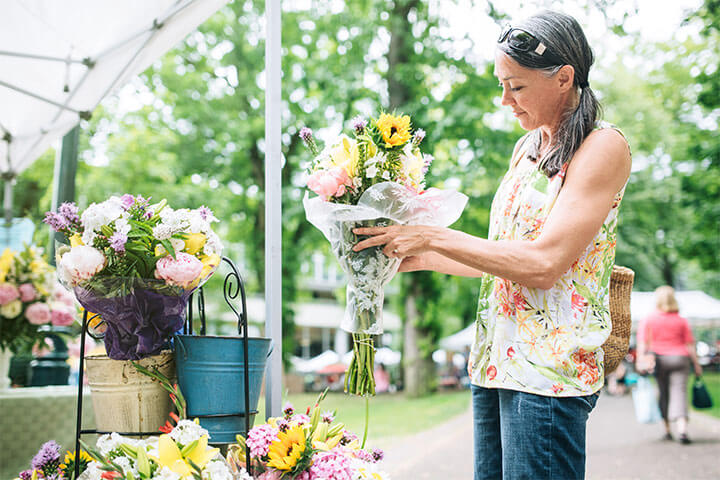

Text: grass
xmin=254 ymin=390 xmax=471 ymax=445
xmin=690 ymin=370 xmax=720 ymax=419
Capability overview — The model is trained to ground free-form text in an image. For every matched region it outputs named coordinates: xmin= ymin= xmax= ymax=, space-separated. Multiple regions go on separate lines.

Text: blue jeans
xmin=472 ymin=385 xmax=599 ymax=480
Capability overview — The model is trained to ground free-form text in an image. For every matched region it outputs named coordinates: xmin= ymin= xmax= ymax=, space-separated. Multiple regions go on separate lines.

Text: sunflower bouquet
xmin=300 ymin=113 xmax=467 ymax=397
xmin=226 ymin=391 xmax=390 ymax=479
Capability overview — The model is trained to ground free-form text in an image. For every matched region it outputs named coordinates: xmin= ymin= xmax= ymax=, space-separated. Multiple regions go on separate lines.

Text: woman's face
xmin=494 ymin=50 xmax=570 ymax=132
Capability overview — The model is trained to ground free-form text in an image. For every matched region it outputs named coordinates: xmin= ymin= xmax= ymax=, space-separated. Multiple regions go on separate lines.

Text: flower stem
xmin=362 ymin=394 xmax=369 ymax=449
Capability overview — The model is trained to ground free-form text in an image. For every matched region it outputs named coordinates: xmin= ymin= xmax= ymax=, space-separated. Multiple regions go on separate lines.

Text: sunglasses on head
xmin=498 ymin=25 xmax=563 ymax=63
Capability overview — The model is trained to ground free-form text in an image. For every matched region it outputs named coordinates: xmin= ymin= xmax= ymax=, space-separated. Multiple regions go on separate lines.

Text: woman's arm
xmin=354 ymin=128 xmax=632 ymax=289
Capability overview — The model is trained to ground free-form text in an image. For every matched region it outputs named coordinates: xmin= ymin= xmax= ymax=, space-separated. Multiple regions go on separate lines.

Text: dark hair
xmin=498 ymin=11 xmax=601 ymax=177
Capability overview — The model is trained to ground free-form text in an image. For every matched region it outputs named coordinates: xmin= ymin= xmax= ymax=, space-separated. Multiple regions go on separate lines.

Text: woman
xmin=637 ymin=286 xmax=703 ymax=444
xmin=353 ymin=10 xmax=631 ymax=480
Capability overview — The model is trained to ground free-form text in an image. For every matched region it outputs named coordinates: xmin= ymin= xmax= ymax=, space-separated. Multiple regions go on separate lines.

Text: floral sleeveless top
xmin=469 ymin=123 xmax=629 ymax=397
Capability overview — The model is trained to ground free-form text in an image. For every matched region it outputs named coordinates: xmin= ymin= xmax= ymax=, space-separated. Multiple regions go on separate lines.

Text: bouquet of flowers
xmin=300 ymin=113 xmax=467 ymax=396
xmin=226 ymin=392 xmax=389 ymax=480
xmin=45 ymin=195 xmax=223 ymax=360
xmin=16 ymin=440 xmax=93 ymax=480
xmin=0 ymin=245 xmax=76 ymax=353
xmin=74 ymin=419 xmax=236 ymax=480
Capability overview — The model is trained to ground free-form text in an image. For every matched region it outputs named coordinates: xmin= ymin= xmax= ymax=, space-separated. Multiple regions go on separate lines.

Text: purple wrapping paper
xmin=74 ymin=279 xmax=192 ymax=360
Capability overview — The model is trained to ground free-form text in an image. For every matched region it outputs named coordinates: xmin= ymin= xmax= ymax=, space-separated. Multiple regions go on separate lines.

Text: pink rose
xmin=50 ymin=303 xmax=75 ymax=327
xmin=26 ymin=302 xmax=52 ymax=325
xmin=59 ymin=246 xmax=106 ymax=286
xmin=18 ymin=283 xmax=37 ymax=302
xmin=307 ymin=167 xmax=351 ymax=200
xmin=0 ymin=283 xmax=20 ymax=306
xmin=154 ymin=252 xmax=203 ymax=288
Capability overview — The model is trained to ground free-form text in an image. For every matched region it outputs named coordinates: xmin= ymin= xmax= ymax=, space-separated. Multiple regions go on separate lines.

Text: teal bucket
xmin=174 ymin=334 xmax=272 ymax=443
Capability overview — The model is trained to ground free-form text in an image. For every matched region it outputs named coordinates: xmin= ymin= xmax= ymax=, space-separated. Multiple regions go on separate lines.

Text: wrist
xmin=426 ymin=226 xmax=447 ymax=253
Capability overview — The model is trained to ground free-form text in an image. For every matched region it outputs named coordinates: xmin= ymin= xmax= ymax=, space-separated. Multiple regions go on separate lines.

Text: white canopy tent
xmin=0 ymin=0 xmax=283 ymax=416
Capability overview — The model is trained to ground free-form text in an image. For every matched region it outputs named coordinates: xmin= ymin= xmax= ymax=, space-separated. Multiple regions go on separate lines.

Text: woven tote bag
xmin=602 ymin=265 xmax=634 ymax=374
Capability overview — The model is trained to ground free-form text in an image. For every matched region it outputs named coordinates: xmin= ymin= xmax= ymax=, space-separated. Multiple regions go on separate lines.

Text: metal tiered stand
xmin=72 ymin=257 xmax=253 ymax=479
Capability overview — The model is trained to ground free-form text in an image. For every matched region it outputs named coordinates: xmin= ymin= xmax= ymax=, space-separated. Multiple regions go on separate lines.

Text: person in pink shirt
xmin=637 ymin=286 xmax=703 ymax=444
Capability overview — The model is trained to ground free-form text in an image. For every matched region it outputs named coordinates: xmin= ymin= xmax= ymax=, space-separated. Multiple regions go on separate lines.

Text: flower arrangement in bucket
xmin=0 ymin=245 xmax=78 ymax=351
xmin=226 ymin=390 xmax=390 ymax=479
xmin=300 ymin=113 xmax=467 ymax=400
xmin=45 ymin=196 xmax=223 ymax=360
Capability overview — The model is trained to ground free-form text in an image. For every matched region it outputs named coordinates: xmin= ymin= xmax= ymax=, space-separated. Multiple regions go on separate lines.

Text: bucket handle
xmin=175 ymin=335 xmax=188 ymax=360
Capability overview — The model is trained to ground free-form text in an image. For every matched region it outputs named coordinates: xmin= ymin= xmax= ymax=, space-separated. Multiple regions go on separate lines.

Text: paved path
xmin=379 ymin=393 xmax=720 ymax=479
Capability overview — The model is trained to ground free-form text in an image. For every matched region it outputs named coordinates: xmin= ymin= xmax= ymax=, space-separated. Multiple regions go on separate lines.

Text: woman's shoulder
xmin=565 ymin=124 xmax=632 ymax=190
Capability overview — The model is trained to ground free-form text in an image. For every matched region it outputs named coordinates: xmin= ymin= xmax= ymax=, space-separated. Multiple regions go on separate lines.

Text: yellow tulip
xmin=70 ymin=234 xmax=84 ymax=247
xmin=183 ymin=233 xmax=207 ymax=255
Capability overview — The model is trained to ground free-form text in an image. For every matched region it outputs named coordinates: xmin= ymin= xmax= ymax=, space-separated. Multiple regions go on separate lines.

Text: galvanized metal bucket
xmin=174 ymin=334 xmax=272 ymax=443
xmin=85 ymin=350 xmax=174 ymax=434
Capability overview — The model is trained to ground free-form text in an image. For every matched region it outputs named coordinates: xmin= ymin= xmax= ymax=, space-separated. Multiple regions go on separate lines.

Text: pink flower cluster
xmin=308 ymin=449 xmax=354 ymax=480
xmin=154 ymin=252 xmax=203 ymax=289
xmin=18 ymin=284 xmax=36 ymax=302
xmin=58 ymin=246 xmax=106 ymax=286
xmin=246 ymin=424 xmax=279 ymax=458
xmin=26 ymin=303 xmax=51 ymax=325
xmin=307 ymin=167 xmax=351 ymax=200
xmin=0 ymin=283 xmax=20 ymax=305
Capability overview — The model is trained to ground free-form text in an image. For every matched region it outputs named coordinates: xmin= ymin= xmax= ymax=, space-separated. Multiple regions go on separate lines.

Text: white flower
xmin=81 ymin=197 xmax=125 ymax=245
xmin=114 ymin=456 xmax=138 ymax=477
xmin=152 ymin=467 xmax=182 ymax=480
xmin=381 ymin=170 xmax=391 ymax=180
xmin=96 ymin=433 xmax=134 ymax=456
xmin=201 ymin=460 xmax=234 ymax=480
xmin=353 ymin=176 xmax=363 ymax=188
xmin=153 ymin=224 xmax=174 ymax=241
xmin=78 ymin=461 xmax=104 ymax=480
xmin=114 ymin=215 xmax=132 ymax=236
xmin=169 ymin=419 xmax=209 ymax=446
xmin=351 ymin=458 xmax=391 ymax=480
xmin=366 ymin=165 xmax=379 ymax=178
xmin=59 ymin=246 xmax=106 ymax=286
xmin=203 ymin=231 xmax=224 ymax=256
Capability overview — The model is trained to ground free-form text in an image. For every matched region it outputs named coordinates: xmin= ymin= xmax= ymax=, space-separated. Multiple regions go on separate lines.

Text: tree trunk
xmin=387 ymin=0 xmax=435 ymax=397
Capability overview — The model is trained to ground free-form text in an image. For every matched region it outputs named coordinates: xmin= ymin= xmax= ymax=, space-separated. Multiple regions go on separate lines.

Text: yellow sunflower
xmin=266 ymin=425 xmax=307 ymax=471
xmin=375 ymin=113 xmax=411 ymax=147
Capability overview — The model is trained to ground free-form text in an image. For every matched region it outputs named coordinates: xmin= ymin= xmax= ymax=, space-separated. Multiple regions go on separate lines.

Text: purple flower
xmin=292 ymin=413 xmax=311 ymax=425
xmin=339 ymin=430 xmax=358 ymax=446
xmin=321 ymin=411 xmax=335 ymax=424
xmin=31 ymin=440 xmax=61 ymax=472
xmin=58 ymin=202 xmax=80 ymax=223
xmin=276 ymin=418 xmax=290 ymax=432
xmin=283 ymin=402 xmax=295 ymax=418
xmin=198 ymin=206 xmax=213 ymax=221
xmin=109 ymin=232 xmax=128 ymax=253
xmin=299 ymin=127 xmax=313 ymax=142
xmin=43 ymin=212 xmax=69 ymax=232
xmin=412 ymin=129 xmax=426 ymax=145
xmin=120 ymin=194 xmax=135 ymax=210
xmin=351 ymin=116 xmax=367 ymax=134
xmin=372 ymin=447 xmax=384 ymax=462
xmin=19 ymin=469 xmax=32 ymax=480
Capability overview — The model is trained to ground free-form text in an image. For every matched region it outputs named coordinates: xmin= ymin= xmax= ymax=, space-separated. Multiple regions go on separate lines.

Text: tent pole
xmin=3 ymin=174 xmax=12 ymax=224
xmin=264 ymin=0 xmax=282 ymax=419
xmin=49 ymin=125 xmax=79 ymax=263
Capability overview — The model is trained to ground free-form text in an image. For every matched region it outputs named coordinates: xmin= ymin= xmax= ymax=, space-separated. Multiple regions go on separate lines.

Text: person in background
xmin=637 ymin=285 xmax=703 ymax=444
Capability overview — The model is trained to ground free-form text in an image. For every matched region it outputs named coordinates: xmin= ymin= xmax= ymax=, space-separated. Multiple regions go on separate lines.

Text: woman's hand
xmin=694 ymin=363 xmax=703 ymax=378
xmin=352 ymin=225 xmax=438 ymax=258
